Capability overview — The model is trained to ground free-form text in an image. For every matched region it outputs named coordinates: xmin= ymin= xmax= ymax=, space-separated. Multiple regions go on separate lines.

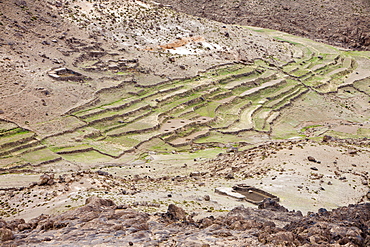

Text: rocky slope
xmin=155 ymin=0 xmax=370 ymax=50
xmin=1 ymin=196 xmax=369 ymax=246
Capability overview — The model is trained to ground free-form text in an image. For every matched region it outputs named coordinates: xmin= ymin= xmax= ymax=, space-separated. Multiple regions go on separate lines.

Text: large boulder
xmin=53 ymin=196 xmax=116 ymax=223
xmin=0 ymin=228 xmax=14 ymax=242
xmin=258 ymin=198 xmax=288 ymax=212
xmin=37 ymin=173 xmax=55 ymax=186
xmin=164 ymin=204 xmax=187 ymax=221
xmin=85 ymin=196 xmax=116 ymax=208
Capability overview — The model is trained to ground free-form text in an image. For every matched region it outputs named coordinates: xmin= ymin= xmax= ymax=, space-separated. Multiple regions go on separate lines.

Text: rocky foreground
xmin=0 ymin=196 xmax=369 ymax=246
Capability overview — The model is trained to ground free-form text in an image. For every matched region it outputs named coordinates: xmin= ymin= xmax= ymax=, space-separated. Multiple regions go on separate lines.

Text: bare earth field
xmin=0 ymin=0 xmax=369 ymax=246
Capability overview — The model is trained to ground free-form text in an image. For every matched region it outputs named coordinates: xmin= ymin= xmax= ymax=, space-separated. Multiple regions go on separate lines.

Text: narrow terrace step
xmin=0 ymin=121 xmax=18 ymax=134
xmin=83 ymin=102 xmax=150 ymax=124
xmin=272 ymin=88 xmax=309 ymax=111
xmin=265 ymin=82 xmax=301 ymax=101
xmin=292 ymin=46 xmax=303 ymax=59
xmin=217 ymin=99 xmax=252 ymax=115
xmin=74 ymin=106 xmax=110 ymax=119
xmin=264 ymin=111 xmax=281 ymax=131
xmin=106 ymin=113 xmax=160 ymax=137
xmin=155 ymin=88 xmax=191 ymax=103
xmin=0 ymin=139 xmax=41 ymax=157
xmin=210 ymin=91 xmax=233 ymax=100
xmin=289 ymin=68 xmax=312 ymax=78
xmin=310 ymin=56 xmax=337 ymax=72
xmin=55 ymin=145 xmax=94 ymax=154
xmin=20 ymin=148 xmax=62 ymax=167
xmin=177 ymin=110 xmax=201 ymax=119
xmin=293 ymin=46 xmax=316 ymax=63
xmin=13 ymin=144 xmax=47 ymax=157
xmin=195 ymin=101 xmax=222 ymax=118
xmin=239 ymin=78 xmax=286 ymax=97
xmin=169 ymin=129 xmax=210 ymax=147
xmin=100 ymin=109 xmax=152 ymax=133
xmin=168 ymin=86 xmax=222 ymax=118
xmin=0 ymin=132 xmax=36 ymax=149
xmin=342 ymin=57 xmax=353 ymax=68
xmin=220 ymin=104 xmax=263 ymax=133
xmin=105 ymin=132 xmax=162 ymax=153
xmin=159 ymin=117 xmax=212 ymax=134
xmin=74 ymin=96 xmax=142 ymax=119
xmin=264 ymin=86 xmax=304 ymax=108
xmin=0 ymin=128 xmax=24 ymax=138
xmin=73 ymin=85 xmax=183 ymax=119
xmin=224 ymin=70 xmax=276 ymax=90
xmin=216 ymin=66 xmax=257 ymax=84
xmin=252 ymin=108 xmax=272 ymax=132
xmin=160 ymin=94 xmax=207 ymax=116
xmin=326 ymin=67 xmax=350 ymax=77
xmin=303 ymin=61 xmax=350 ymax=88
xmin=88 ymin=141 xmax=128 ymax=157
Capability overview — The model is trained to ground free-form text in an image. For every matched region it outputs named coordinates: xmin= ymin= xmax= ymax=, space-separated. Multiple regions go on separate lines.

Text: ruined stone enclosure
xmin=48 ymin=67 xmax=87 ymax=81
xmin=233 ymin=184 xmax=280 ymax=205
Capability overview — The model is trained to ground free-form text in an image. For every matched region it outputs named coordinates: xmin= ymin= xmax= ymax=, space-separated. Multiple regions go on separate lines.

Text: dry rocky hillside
xmin=0 ymin=0 xmax=369 ymax=246
xmin=155 ymin=0 xmax=370 ymax=51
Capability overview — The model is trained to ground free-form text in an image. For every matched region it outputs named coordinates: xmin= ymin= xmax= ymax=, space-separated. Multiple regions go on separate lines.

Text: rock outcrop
xmin=1 ymin=196 xmax=369 ymax=246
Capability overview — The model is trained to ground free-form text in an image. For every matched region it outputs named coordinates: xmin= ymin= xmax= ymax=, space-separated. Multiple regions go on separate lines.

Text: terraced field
xmin=1 ymin=28 xmax=369 ymax=168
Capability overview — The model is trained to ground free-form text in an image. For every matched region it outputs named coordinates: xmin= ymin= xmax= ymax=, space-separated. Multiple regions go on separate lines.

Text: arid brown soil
xmin=156 ymin=0 xmax=370 ymax=50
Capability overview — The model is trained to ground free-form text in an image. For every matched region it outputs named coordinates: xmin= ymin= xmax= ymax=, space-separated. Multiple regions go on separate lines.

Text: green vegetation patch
xmin=300 ymin=125 xmax=323 ymax=132
xmin=353 ymin=78 xmax=370 ymax=95
xmin=20 ymin=148 xmax=61 ymax=165
xmin=0 ymin=121 xmax=18 ymax=133
xmin=61 ymin=150 xmax=112 ymax=164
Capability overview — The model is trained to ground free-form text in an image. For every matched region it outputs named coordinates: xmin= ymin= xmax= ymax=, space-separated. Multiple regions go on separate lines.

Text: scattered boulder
xmin=227 ymin=147 xmax=238 ymax=153
xmin=38 ymin=173 xmax=55 ymax=186
xmin=0 ymin=220 xmax=6 ymax=228
xmin=317 ymin=207 xmax=329 ymax=216
xmin=258 ymin=198 xmax=288 ymax=212
xmin=96 ymin=170 xmax=110 ymax=176
xmin=225 ymin=173 xmax=234 ymax=179
xmin=164 ymin=204 xmax=186 ymax=221
xmin=169 ymin=56 xmax=175 ymax=62
xmin=0 ymin=228 xmax=14 ymax=242
xmin=14 ymin=0 xmax=27 ymax=7
xmin=264 ymin=231 xmax=297 ymax=246
xmin=307 ymin=156 xmax=317 ymax=162
xmin=85 ymin=196 xmax=116 ymax=208
xmin=17 ymin=223 xmax=32 ymax=231
xmin=6 ymin=219 xmax=25 ymax=231
xmin=198 ymin=217 xmax=214 ymax=228
xmin=323 ymin=135 xmax=337 ymax=142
